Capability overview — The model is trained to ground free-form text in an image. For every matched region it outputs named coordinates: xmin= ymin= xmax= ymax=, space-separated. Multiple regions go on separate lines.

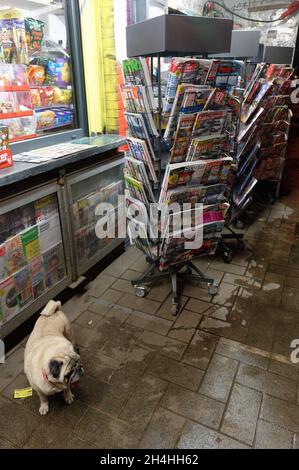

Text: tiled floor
xmin=1 ymin=188 xmax=299 ymax=449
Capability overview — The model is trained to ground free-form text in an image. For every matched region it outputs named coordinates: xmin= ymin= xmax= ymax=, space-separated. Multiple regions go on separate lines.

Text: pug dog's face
xmin=48 ymin=349 xmax=84 ymax=386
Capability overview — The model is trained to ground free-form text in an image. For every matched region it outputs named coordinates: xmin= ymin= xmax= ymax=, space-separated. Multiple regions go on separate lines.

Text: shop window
xmin=0 ymin=1 xmax=79 ymax=144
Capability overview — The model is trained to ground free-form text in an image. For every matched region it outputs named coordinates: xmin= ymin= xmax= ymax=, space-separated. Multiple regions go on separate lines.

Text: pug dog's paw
xmin=39 ymin=403 xmax=49 ymax=416
xmin=64 ymin=390 xmax=75 ymax=405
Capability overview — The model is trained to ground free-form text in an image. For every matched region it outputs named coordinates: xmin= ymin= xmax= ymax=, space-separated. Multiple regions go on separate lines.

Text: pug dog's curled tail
xmin=40 ymin=300 xmax=62 ymax=317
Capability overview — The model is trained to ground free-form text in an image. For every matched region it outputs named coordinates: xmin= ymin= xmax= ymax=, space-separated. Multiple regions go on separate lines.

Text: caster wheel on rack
xmin=171 ymin=301 xmax=179 ymax=316
xmin=208 ymin=284 xmax=219 ymax=296
xmin=235 ymin=220 xmax=244 ymax=230
xmin=134 ymin=286 xmax=147 ymax=298
xmin=223 ymin=249 xmax=233 ymax=264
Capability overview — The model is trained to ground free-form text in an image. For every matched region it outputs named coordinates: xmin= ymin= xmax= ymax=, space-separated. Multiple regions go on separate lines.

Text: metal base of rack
xmin=219 ymin=223 xmax=245 ymax=264
xmin=131 ymin=258 xmax=218 ymax=316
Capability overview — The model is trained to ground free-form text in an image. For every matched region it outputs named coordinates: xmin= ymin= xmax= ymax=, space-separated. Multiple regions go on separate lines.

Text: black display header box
xmin=126 ymin=15 xmax=233 ymax=57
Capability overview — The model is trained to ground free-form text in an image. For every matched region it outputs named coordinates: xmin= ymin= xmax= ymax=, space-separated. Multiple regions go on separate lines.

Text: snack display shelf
xmin=0 ymin=85 xmax=30 ymax=92
xmin=34 ymin=104 xmax=74 ymax=112
xmin=9 ymin=134 xmax=37 ymax=143
xmin=30 ymin=85 xmax=73 ymax=90
xmin=0 ymin=110 xmax=34 ymax=120
xmin=37 ymin=121 xmax=73 ymax=132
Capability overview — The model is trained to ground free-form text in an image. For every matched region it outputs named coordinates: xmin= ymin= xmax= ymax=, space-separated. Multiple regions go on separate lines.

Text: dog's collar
xmin=42 ymin=370 xmax=59 ymax=387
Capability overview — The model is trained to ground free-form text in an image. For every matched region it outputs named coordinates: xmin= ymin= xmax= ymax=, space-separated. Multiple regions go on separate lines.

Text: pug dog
xmin=24 ymin=300 xmax=84 ymax=416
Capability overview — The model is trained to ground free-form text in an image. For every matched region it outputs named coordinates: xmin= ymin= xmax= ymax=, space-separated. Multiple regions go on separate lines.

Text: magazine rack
xmin=125 ymin=16 xmax=233 ymax=315
xmin=206 ymin=30 xmax=262 ymax=262
xmin=231 ymin=62 xmax=293 ymax=222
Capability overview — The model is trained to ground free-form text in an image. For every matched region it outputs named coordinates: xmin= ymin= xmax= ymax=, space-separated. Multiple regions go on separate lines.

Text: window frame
xmin=10 ymin=0 xmax=89 ymax=155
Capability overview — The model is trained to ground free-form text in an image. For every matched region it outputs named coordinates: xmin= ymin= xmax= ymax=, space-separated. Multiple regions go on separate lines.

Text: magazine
xmin=266 ymin=132 xmax=287 ymax=147
xmin=2 ymin=206 xmax=36 ymax=239
xmin=204 ymin=88 xmax=229 ymax=111
xmin=254 ymin=157 xmax=284 ymax=180
xmin=100 ymin=180 xmax=123 ymax=207
xmin=165 ymin=183 xmax=227 ymax=206
xmin=124 ymin=174 xmax=150 ymax=205
xmin=75 ymin=228 xmax=86 ymax=261
xmin=241 ymin=82 xmax=273 ymax=124
xmin=264 ymin=105 xmax=289 ymax=124
xmin=192 ymin=110 xmax=228 ymax=138
xmin=260 ymin=142 xmax=287 ymax=160
xmin=233 ymin=177 xmax=257 ymax=207
xmin=159 ymin=220 xmax=224 ymax=271
xmin=35 ymin=195 xmax=58 ymax=222
xmin=205 ymin=60 xmax=221 ymax=86
xmin=75 ymin=185 xmax=122 ymax=228
xmin=125 ymin=190 xmax=148 ymax=219
xmin=204 ymin=89 xmax=241 ymax=139
xmin=234 ymin=156 xmax=258 ymax=197
xmin=266 ymin=64 xmax=293 ymax=81
xmin=14 ymin=267 xmax=33 ymax=308
xmin=237 ymin=107 xmax=264 ymax=143
xmin=42 ymin=242 xmax=66 ymax=289
xmin=127 ymin=136 xmax=157 ymax=182
xmin=81 ymin=192 xmax=104 ymax=227
xmin=5 ymin=235 xmax=26 ymax=276
xmin=163 ymin=59 xmax=200 ymax=115
xmin=121 ymin=85 xmax=158 ymax=135
xmin=164 ymin=85 xmax=212 ymax=141
xmin=129 ymin=222 xmax=157 ymax=260
xmin=21 ymin=226 xmax=41 ymax=263
xmin=124 ymin=155 xmax=155 ymax=202
xmin=125 ymin=111 xmax=158 ymax=152
xmin=236 ymin=142 xmax=261 ymax=178
xmin=38 ymin=214 xmax=62 ymax=253
xmin=163 ymin=58 xmax=214 ymax=115
xmin=170 ymin=112 xmax=197 ymax=163
xmin=28 ymin=256 xmax=45 ymax=299
xmin=180 ymin=86 xmax=213 ymax=114
xmin=236 ymin=124 xmax=257 ymax=162
xmin=164 ymin=202 xmax=229 ymax=235
xmin=0 ymin=243 xmax=8 ymax=281
xmin=0 ymin=275 xmax=19 ymax=321
xmin=72 ymin=199 xmax=89 ymax=231
xmin=126 ymin=190 xmax=158 ymax=240
xmin=263 ymin=94 xmax=289 ymax=110
xmin=187 ymin=134 xmax=228 ymax=161
xmin=243 ymin=63 xmax=266 ymax=104
xmin=0 ymin=213 xmax=14 ymax=244
xmin=214 ymin=60 xmax=243 ymax=89
xmin=0 ymin=303 xmax=3 ymax=326
xmin=160 ymin=157 xmax=233 ymax=204
xmin=122 ymin=57 xmax=157 ymax=111
xmin=16 ymin=203 xmax=36 ymax=231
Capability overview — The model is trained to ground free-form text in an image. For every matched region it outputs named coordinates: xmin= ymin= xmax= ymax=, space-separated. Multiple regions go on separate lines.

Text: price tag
xmin=14 ymin=388 xmax=33 ymax=399
xmin=0 ymin=149 xmax=13 ymax=169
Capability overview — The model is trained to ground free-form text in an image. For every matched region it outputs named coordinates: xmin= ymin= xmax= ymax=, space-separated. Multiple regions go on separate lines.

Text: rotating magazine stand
xmin=230 ymin=62 xmax=293 ymax=229
xmin=124 ymin=15 xmax=233 ymax=315
xmin=208 ymin=29 xmax=262 ymax=263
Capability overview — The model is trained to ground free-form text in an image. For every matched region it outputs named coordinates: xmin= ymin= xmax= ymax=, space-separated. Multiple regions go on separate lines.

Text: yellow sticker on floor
xmin=14 ymin=388 xmax=33 ymax=399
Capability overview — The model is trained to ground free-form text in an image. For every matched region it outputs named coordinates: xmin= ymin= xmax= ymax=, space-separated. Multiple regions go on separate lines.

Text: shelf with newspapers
xmin=0 ymin=186 xmax=71 ymax=337
xmin=121 ymin=54 xmax=242 ymax=315
xmin=230 ymin=62 xmax=294 ymax=223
